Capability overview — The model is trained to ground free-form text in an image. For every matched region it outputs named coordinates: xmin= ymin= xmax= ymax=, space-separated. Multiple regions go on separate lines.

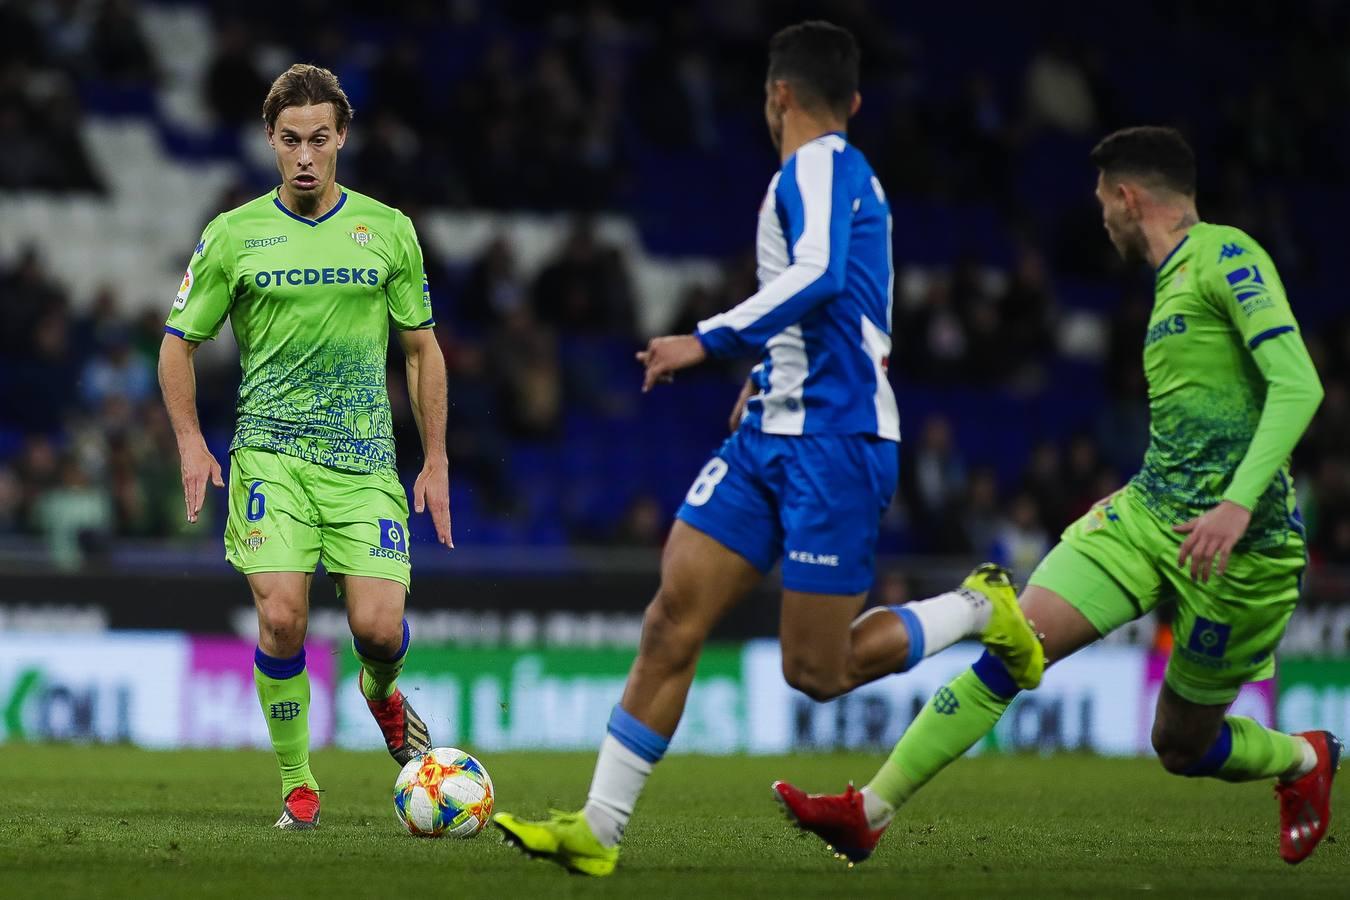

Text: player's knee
xmin=256 ymin=601 xmax=306 ymax=653
xmin=781 ymin=655 xmax=848 ymax=702
xmin=1151 ymin=726 xmax=1208 ymax=775
xmin=348 ymin=609 xmax=402 ymax=657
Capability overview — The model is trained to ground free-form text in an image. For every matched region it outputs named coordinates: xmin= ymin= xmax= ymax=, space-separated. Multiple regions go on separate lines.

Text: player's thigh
xmin=1027 ymin=491 xmax=1164 ymax=662
xmin=652 ymin=519 xmax=763 ymax=641
xmin=225 ymin=448 xmax=322 ymax=577
xmin=309 ymin=464 xmax=413 ymax=592
xmin=1161 ymin=540 xmax=1303 ymax=707
xmin=673 ymin=429 xmax=783 ymax=583
xmin=778 ymin=588 xmax=868 ymax=684
xmin=776 ymin=434 xmax=898 ymax=597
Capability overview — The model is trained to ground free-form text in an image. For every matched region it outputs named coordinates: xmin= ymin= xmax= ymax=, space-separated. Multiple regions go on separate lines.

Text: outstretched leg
xmin=775 ymin=584 xmax=1097 ymax=864
xmin=494 ymin=521 xmax=760 ymax=874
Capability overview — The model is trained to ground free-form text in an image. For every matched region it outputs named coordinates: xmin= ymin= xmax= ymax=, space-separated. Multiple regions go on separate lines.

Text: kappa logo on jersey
xmin=1226 ymin=263 xmax=1274 ymax=316
xmin=194 ymin=238 xmax=206 ymax=256
xmin=244 ymin=235 xmax=288 ymax=249
xmin=1218 ymin=243 xmax=1247 ymax=262
xmin=253 ymin=267 xmax=381 ymax=288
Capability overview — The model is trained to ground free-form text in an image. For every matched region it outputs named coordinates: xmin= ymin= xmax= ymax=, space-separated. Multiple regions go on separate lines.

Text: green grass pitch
xmin=1 ymin=745 xmax=1344 ymax=898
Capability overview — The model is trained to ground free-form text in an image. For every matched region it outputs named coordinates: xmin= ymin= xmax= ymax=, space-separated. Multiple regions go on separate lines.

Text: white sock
xmin=582 ymin=734 xmax=653 ymax=847
xmin=860 ymin=785 xmax=895 ymax=830
xmin=897 ymin=587 xmax=993 ymax=662
xmin=1281 ymin=736 xmax=1318 ymax=783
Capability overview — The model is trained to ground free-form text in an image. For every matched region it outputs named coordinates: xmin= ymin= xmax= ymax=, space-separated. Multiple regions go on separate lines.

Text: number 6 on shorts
xmin=685 ymin=458 xmax=729 ymax=507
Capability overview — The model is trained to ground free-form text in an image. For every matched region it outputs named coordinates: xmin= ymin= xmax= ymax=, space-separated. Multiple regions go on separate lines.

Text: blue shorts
xmin=676 ymin=427 xmax=899 ymax=595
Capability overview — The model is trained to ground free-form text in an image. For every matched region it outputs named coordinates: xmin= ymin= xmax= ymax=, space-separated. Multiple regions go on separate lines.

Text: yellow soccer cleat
xmin=966 ymin=563 xmax=1045 ymax=690
xmin=493 ymin=810 xmax=620 ymax=877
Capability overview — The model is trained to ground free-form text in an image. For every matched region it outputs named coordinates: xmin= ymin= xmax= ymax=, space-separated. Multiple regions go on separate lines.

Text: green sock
xmin=254 ymin=648 xmax=317 ymax=798
xmin=866 ymin=666 xmax=1014 ymax=807
xmin=1213 ymin=717 xmax=1301 ymax=782
xmin=354 ymin=619 xmax=410 ymax=702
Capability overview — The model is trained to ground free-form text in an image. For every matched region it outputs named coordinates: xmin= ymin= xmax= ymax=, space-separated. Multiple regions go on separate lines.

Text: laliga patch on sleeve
xmin=173 ymin=265 xmax=194 ymax=309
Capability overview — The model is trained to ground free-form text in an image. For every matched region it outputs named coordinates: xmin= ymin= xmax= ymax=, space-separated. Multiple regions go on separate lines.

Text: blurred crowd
xmin=3 ymin=0 xmax=1350 ymax=576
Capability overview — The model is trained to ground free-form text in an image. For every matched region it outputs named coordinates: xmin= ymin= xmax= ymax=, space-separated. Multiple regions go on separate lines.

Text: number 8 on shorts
xmin=685 ymin=458 xmax=729 ymax=507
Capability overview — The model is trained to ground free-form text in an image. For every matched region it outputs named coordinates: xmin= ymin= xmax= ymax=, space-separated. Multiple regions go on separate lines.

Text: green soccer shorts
xmin=1027 ymin=487 xmax=1305 ymax=705
xmin=225 ymin=447 xmax=412 ymax=590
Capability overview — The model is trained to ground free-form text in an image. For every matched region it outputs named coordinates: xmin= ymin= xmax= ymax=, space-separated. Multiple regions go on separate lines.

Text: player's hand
xmin=729 ymin=378 xmax=753 ymax=432
xmin=1173 ymin=500 xmax=1251 ymax=583
xmin=177 ymin=437 xmax=223 ymax=525
xmin=636 ymin=335 xmax=707 ymax=393
xmin=414 ymin=457 xmax=453 ymax=548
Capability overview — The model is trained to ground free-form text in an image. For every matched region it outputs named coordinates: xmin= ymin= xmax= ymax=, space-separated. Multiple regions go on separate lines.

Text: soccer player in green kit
xmin=158 ymin=64 xmax=450 ymax=829
xmin=777 ymin=126 xmax=1339 ymax=865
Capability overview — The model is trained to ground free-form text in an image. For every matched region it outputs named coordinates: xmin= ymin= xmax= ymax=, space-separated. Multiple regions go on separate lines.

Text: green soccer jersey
xmin=1127 ymin=221 xmax=1314 ymax=551
xmin=165 ymin=187 xmax=433 ymax=474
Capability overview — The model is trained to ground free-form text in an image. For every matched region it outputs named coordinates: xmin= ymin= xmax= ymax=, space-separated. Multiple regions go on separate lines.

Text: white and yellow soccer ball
xmin=393 ymin=747 xmax=494 ymax=838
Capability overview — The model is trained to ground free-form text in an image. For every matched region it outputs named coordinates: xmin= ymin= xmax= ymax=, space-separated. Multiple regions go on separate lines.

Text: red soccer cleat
xmin=1276 ymin=730 xmax=1343 ymax=864
xmin=367 ymin=687 xmax=431 ymax=766
xmin=274 ymin=785 xmax=320 ymax=830
xmin=772 ymin=780 xmax=889 ymax=865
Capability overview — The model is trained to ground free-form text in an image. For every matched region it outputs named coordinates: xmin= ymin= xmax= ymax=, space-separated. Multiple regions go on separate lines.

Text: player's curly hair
xmin=262 ymin=63 xmax=354 ymax=133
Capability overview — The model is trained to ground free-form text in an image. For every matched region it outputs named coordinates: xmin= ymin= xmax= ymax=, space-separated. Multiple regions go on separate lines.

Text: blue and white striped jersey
xmin=695 ymin=132 xmax=899 ymax=441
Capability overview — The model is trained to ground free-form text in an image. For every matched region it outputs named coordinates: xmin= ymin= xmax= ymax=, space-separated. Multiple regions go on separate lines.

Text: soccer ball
xmin=393 ymin=747 xmax=495 ymax=838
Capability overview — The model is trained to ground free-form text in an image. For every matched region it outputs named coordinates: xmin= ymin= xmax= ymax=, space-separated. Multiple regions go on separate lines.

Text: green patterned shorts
xmin=225 ymin=447 xmax=411 ymax=589
xmin=1028 ymin=487 xmax=1304 ymax=705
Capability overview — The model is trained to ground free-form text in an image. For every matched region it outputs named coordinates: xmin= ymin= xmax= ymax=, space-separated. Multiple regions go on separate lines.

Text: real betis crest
xmin=351 ymin=224 xmax=373 ymax=246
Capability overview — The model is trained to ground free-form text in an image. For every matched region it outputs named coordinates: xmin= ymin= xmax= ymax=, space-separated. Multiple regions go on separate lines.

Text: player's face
xmin=268 ymin=103 xmax=346 ymax=199
xmin=1095 ymin=172 xmax=1145 ymax=263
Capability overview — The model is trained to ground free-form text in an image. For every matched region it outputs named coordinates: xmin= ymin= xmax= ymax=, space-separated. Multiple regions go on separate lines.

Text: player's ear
xmin=266 ymin=125 xmax=275 ymax=148
xmin=849 ymin=91 xmax=861 ymax=118
xmin=335 ymin=127 xmax=347 ymax=150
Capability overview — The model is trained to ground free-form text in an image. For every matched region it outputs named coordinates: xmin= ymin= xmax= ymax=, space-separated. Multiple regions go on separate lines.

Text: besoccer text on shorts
xmin=158 ymin=63 xmax=450 ymax=830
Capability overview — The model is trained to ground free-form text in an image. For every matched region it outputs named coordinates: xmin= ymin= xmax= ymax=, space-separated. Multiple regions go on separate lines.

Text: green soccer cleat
xmin=967 ymin=563 xmax=1045 ymax=690
xmin=493 ymin=810 xmax=619 ymax=877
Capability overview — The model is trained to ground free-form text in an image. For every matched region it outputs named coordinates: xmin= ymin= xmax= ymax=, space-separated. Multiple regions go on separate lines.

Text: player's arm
xmin=1174 ymin=241 xmax=1324 ymax=580
xmin=387 ymin=212 xmax=452 ymax=547
xmin=160 ymin=218 xmax=233 ymax=524
xmin=158 ymin=334 xmax=224 ymax=524
xmin=729 ymin=377 xmax=754 ymax=432
xmin=397 ymin=327 xmax=451 ymax=547
xmin=639 ymin=142 xmax=852 ymax=390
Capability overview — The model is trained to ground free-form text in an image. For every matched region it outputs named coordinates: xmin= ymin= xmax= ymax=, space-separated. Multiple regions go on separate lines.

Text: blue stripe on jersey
xmin=695 ymin=133 xmax=900 ymax=440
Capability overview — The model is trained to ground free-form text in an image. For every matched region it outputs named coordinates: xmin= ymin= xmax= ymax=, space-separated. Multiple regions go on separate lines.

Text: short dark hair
xmin=1090 ymin=126 xmax=1196 ymax=196
xmin=767 ymin=20 xmax=859 ymax=119
xmin=262 ymin=63 xmax=353 ymax=132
